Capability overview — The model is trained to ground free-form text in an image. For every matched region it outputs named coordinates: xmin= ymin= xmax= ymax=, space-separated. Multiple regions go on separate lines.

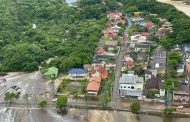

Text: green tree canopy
xmin=56 ymin=96 xmax=68 ymax=108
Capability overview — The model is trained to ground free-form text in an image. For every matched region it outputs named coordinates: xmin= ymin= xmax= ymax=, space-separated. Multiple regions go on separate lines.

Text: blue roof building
xmin=67 ymin=68 xmax=88 ymax=80
xmin=68 ymin=68 xmax=88 ymax=74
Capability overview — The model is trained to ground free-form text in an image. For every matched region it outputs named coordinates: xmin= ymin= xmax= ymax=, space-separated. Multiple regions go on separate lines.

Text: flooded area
xmin=0 ymin=72 xmax=52 ymax=105
xmin=0 ymin=108 xmax=190 ymax=122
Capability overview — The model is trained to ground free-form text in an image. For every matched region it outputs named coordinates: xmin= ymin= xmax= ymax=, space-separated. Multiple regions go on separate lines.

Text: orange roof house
xmin=96 ymin=47 xmax=105 ymax=55
xmin=107 ymin=11 xmax=122 ymax=20
xmin=90 ymin=65 xmax=108 ymax=79
xmin=86 ymin=76 xmax=101 ymax=95
xmin=141 ymin=32 xmax=151 ymax=37
xmin=145 ymin=21 xmax=154 ymax=30
xmin=124 ymin=60 xmax=134 ymax=66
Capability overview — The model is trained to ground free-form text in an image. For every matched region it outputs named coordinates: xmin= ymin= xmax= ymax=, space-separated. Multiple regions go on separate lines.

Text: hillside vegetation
xmin=0 ymin=0 xmax=190 ymax=72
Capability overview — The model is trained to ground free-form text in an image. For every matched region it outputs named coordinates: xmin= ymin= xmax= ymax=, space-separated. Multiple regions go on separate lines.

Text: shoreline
xmin=157 ymin=0 xmax=190 ymax=17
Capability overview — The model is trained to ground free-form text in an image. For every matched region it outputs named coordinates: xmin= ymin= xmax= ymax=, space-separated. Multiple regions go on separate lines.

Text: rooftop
xmin=68 ymin=68 xmax=88 ymax=74
xmin=119 ymin=74 xmax=144 ymax=84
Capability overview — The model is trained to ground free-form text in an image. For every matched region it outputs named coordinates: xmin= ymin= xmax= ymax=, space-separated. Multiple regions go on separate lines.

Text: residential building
xmin=156 ymin=27 xmax=173 ymax=37
xmin=173 ymin=84 xmax=190 ymax=106
xmin=119 ymin=74 xmax=144 ymax=98
xmin=104 ymin=40 xmax=118 ymax=46
xmin=107 ymin=11 xmax=122 ymax=21
xmin=86 ymin=76 xmax=101 ymax=96
xmin=67 ymin=68 xmax=88 ymax=80
xmin=130 ymin=34 xmax=147 ymax=43
xmin=96 ymin=47 xmax=105 ymax=55
xmin=134 ymin=44 xmax=151 ymax=52
xmin=145 ymin=21 xmax=154 ymax=30
xmin=90 ymin=64 xmax=108 ymax=79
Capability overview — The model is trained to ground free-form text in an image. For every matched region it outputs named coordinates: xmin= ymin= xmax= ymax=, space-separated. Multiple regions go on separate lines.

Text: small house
xmin=67 ymin=68 xmax=88 ymax=80
xmin=86 ymin=76 xmax=101 ymax=96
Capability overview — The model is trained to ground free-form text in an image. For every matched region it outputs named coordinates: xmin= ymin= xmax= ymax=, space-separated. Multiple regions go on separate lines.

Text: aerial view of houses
xmin=55 ymin=8 xmax=190 ymax=114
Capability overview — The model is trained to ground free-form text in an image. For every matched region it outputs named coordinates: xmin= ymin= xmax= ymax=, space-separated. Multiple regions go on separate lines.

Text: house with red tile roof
xmin=102 ymin=29 xmax=118 ymax=40
xmin=145 ymin=21 xmax=154 ymax=30
xmin=106 ymin=21 xmax=116 ymax=27
xmin=156 ymin=27 xmax=173 ymax=37
xmin=107 ymin=11 xmax=122 ymax=21
xmin=123 ymin=56 xmax=135 ymax=69
xmin=124 ymin=60 xmax=135 ymax=69
xmin=86 ymin=76 xmax=101 ymax=96
xmin=96 ymin=47 xmax=105 ymax=55
xmin=90 ymin=65 xmax=108 ymax=79
xmin=141 ymin=32 xmax=151 ymax=38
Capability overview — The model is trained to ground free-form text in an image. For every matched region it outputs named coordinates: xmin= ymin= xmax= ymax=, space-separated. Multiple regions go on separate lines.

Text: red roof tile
xmin=141 ymin=32 xmax=151 ymax=37
xmin=86 ymin=76 xmax=101 ymax=92
xmin=90 ymin=65 xmax=108 ymax=79
xmin=124 ymin=60 xmax=134 ymax=66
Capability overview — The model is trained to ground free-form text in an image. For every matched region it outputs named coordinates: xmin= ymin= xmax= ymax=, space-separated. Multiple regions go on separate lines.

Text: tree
xmin=99 ymin=92 xmax=110 ymax=108
xmin=56 ymin=96 xmax=68 ymax=108
xmin=164 ymin=79 xmax=179 ymax=92
xmin=130 ymin=102 xmax=141 ymax=114
xmin=164 ymin=78 xmax=180 ymax=104
xmin=39 ymin=100 xmax=48 ymax=108
xmin=160 ymin=37 xmax=173 ymax=49
xmin=167 ymin=51 xmax=182 ymax=69
xmin=125 ymin=6 xmax=139 ymax=13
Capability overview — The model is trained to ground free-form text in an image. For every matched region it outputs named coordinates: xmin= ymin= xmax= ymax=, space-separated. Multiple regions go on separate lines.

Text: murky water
xmin=0 ymin=108 xmax=189 ymax=122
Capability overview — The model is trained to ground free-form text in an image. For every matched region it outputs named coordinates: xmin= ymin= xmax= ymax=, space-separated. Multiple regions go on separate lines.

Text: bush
xmin=56 ymin=96 xmax=68 ymax=108
xmin=39 ymin=100 xmax=48 ymax=108
xmin=163 ymin=108 xmax=176 ymax=115
xmin=130 ymin=102 xmax=141 ymax=114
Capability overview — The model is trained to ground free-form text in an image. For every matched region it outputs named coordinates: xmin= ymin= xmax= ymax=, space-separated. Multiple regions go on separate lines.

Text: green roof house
xmin=44 ymin=67 xmax=58 ymax=78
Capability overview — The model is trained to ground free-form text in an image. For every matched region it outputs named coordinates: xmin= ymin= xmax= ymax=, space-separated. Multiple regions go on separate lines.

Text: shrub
xmin=130 ymin=102 xmax=141 ymax=114
xmin=163 ymin=108 xmax=176 ymax=115
xmin=39 ymin=100 xmax=48 ymax=108
xmin=56 ymin=96 xmax=68 ymax=108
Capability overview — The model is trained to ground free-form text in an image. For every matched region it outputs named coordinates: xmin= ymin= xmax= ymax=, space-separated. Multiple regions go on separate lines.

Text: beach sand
xmin=157 ymin=0 xmax=190 ymax=17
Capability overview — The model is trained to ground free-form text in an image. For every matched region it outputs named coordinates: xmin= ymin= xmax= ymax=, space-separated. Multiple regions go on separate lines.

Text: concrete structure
xmin=67 ymin=68 xmax=88 ymax=80
xmin=119 ymin=74 xmax=144 ymax=98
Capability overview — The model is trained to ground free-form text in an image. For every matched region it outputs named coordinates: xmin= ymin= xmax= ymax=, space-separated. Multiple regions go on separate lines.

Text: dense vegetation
xmin=0 ymin=0 xmax=190 ymax=72
xmin=0 ymin=0 xmax=108 ymax=72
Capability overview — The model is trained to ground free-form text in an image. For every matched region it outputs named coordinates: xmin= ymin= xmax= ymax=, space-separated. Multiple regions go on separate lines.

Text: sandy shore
xmin=157 ymin=0 xmax=190 ymax=17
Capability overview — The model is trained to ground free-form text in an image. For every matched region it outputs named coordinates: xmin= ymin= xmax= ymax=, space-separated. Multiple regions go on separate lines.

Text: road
xmin=111 ymin=18 xmax=132 ymax=109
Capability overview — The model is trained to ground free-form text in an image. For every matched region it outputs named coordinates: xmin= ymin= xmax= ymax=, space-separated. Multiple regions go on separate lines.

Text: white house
xmin=66 ymin=68 xmax=88 ymax=80
xmin=130 ymin=34 xmax=147 ymax=44
xmin=119 ymin=74 xmax=144 ymax=98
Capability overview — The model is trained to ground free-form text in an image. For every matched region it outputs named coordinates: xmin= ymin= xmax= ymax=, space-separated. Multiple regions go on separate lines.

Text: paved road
xmin=111 ymin=18 xmax=132 ymax=109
